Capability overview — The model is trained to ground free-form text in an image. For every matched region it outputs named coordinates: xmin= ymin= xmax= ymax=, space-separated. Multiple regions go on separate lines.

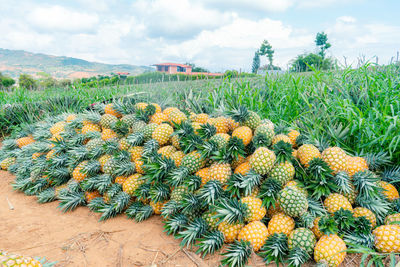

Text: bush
xmin=290 ymin=53 xmax=336 ymax=72
xmin=19 ymin=74 xmax=37 ymax=90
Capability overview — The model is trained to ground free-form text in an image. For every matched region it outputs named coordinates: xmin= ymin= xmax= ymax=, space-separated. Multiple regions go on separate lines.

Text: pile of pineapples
xmin=1 ymin=100 xmax=400 ymax=267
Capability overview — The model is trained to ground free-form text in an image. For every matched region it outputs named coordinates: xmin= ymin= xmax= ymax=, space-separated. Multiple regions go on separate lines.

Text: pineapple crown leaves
xmin=2 ymin=139 xmax=19 ymax=151
xmin=195 ymin=230 xmax=225 ymax=258
xmin=227 ymin=105 xmax=250 ymax=124
xmin=273 ymin=122 xmax=290 ymax=135
xmin=102 ymin=140 xmax=120 ymax=155
xmin=81 ymin=160 xmax=101 ymax=176
xmin=107 ymin=191 xmax=131 ymax=214
xmin=305 ymin=158 xmax=338 ymax=199
xmin=179 ymin=192 xmax=206 ymax=215
xmin=259 ymin=233 xmax=289 ymax=266
xmin=318 ymin=215 xmax=339 ymax=236
xmin=67 ymin=145 xmax=89 ymax=164
xmin=160 ymin=200 xmax=181 ymax=219
xmin=81 ymin=174 xmax=112 ymax=194
xmin=180 ymin=134 xmax=204 ymax=154
xmin=149 ymin=183 xmax=171 ymax=203
xmin=133 ymin=204 xmax=154 ymax=222
xmin=213 ymin=198 xmax=248 ymax=225
xmin=197 ymin=180 xmax=224 ymax=205
xmin=333 ymin=208 xmax=356 ymax=232
xmin=125 ymin=201 xmax=144 ymax=219
xmin=87 ymin=197 xmax=107 ymax=213
xmin=177 ymin=217 xmax=209 ymax=248
xmin=198 ymin=140 xmax=219 ymax=160
xmin=24 ymin=178 xmax=49 ymax=195
xmin=134 ymin=183 xmax=151 ymax=202
xmin=164 ymin=214 xmax=189 ymax=236
xmin=134 ymin=108 xmax=151 ymax=123
xmin=211 ymin=136 xmax=246 ymax=163
xmin=196 ymin=123 xmax=217 ymax=140
xmin=240 ymin=170 xmax=263 ymax=197
xmin=57 ymin=190 xmax=86 ymax=213
xmin=112 ymin=99 xmax=136 ymax=115
xmin=356 ymin=196 xmax=391 ymax=224
xmin=225 ymin=174 xmax=245 ymax=198
xmin=113 ymin=160 xmax=136 ymax=177
xmin=126 ymin=132 xmax=145 ymax=146
xmin=110 ymin=120 xmax=130 ymax=137
xmin=81 ymin=110 xmax=102 ymax=124
xmin=294 ymin=212 xmax=316 ymax=229
xmin=250 ymin=133 xmax=272 ymax=151
xmin=12 ymin=176 xmax=34 ymax=192
xmin=352 ymin=170 xmax=383 ymax=199
xmin=45 ymin=167 xmax=70 ymax=186
xmin=37 ymin=187 xmax=57 ymax=203
xmin=183 ymin=174 xmax=202 ymax=192
xmin=352 ymin=216 xmax=373 ymax=235
xmin=221 ymin=240 xmax=252 ymax=267
xmin=286 ymin=246 xmax=310 ymax=267
xmin=142 ymin=139 xmax=160 ymax=158
xmin=382 ymin=165 xmax=400 ymax=188
xmin=144 ymin=154 xmax=176 ymax=183
xmin=334 ymin=171 xmax=353 ymax=195
xmin=172 ymin=120 xmax=195 ymax=138
xmin=306 ymin=197 xmax=327 ymax=217
xmin=343 ymin=231 xmax=375 ymax=250
xmin=258 ymin=178 xmax=281 ymax=209
xmin=390 ymin=198 xmax=400 ymax=214
xmin=49 ymin=154 xmax=69 ymax=169
xmin=98 ymin=203 xmax=118 ymax=221
xmin=104 ymin=183 xmax=123 ymax=199
xmin=167 ymin=167 xmax=190 ymax=188
xmin=273 ymin=140 xmax=294 ymax=164
xmin=358 ymin=151 xmax=391 ymax=172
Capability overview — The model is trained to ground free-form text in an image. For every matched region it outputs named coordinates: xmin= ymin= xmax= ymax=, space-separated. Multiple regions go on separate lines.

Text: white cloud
xmin=27 ymin=6 xmax=99 ymax=33
xmin=297 ymin=0 xmax=363 ymax=8
xmin=201 ymin=0 xmax=294 ymax=13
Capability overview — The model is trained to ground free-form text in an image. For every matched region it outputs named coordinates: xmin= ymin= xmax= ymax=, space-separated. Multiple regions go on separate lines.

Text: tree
xmin=0 ymin=72 xmax=15 ymax=88
xmin=290 ymin=53 xmax=335 ymax=72
xmin=259 ymin=40 xmax=274 ymax=69
xmin=185 ymin=63 xmax=210 ymax=73
xmin=252 ymin=50 xmax=260 ymax=74
xmin=19 ymin=74 xmax=37 ymax=90
xmin=315 ymin=32 xmax=331 ymax=59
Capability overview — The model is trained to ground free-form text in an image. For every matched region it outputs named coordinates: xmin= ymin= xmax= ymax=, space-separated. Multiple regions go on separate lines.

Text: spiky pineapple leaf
xmin=221 ymin=240 xmax=252 ymax=267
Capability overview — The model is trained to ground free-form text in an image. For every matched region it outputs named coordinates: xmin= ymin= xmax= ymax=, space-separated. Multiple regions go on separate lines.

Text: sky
xmin=0 ymin=0 xmax=399 ymax=72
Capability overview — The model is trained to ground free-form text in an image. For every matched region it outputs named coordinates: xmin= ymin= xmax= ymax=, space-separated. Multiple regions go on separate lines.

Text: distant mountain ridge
xmin=0 ymin=48 xmax=153 ymax=79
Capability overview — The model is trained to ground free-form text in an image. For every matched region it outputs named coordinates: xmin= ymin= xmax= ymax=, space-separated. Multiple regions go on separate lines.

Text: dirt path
xmin=0 ymin=170 xmax=268 ymax=267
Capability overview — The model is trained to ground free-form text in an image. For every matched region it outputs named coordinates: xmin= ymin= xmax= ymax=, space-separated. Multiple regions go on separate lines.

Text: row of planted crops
xmin=1 ymin=99 xmax=400 ymax=267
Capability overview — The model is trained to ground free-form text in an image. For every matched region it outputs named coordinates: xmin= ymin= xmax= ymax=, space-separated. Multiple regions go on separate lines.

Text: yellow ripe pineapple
xmin=50 ymin=121 xmax=66 ymax=135
xmin=99 ymin=154 xmax=112 ymax=171
xmin=271 ymin=134 xmax=291 ymax=146
xmin=287 ymin=129 xmax=300 ymax=147
xmin=322 ymin=147 xmax=348 ymax=174
xmin=1 ymin=157 xmax=16 ymax=170
xmin=0 ymin=251 xmax=42 ymax=266
xmin=227 ymin=117 xmax=240 ymax=131
xmin=16 ymin=136 xmax=35 ymax=148
xmin=324 ymin=193 xmax=353 ymax=214
xmin=72 ymin=161 xmax=88 ymax=182
xmin=135 ymin=158 xmax=145 ymax=174
xmin=171 ymin=135 xmax=181 ymax=150
xmin=268 ymin=212 xmax=295 ymax=236
xmin=234 ymin=162 xmax=251 ymax=175
xmin=249 ymin=147 xmax=276 ymax=175
xmin=104 ymin=103 xmax=122 ymax=118
xmin=218 ymin=221 xmax=244 ymax=243
xmin=119 ymin=137 xmax=131 ymax=150
xmin=150 ymin=112 xmax=168 ymax=124
xmin=158 ymin=145 xmax=177 ymax=159
xmin=32 ymin=152 xmax=43 ymax=160
xmin=135 ymin=102 xmax=148 ymax=111
xmin=238 ymin=221 xmax=269 ymax=251
xmin=385 ymin=213 xmax=400 ymax=225
xmin=297 ymin=144 xmax=321 ymax=168
xmin=241 ymin=197 xmax=266 ymax=222
xmin=65 ymin=113 xmax=77 ymax=122
xmin=353 ymin=207 xmax=376 ymax=228
xmin=81 ymin=123 xmax=101 ymax=135
xmin=101 ymin=129 xmax=117 ymax=141
xmin=346 ymin=156 xmax=368 ymax=176
xmin=163 ymin=107 xmax=179 ymax=116
xmin=231 ymin=154 xmax=248 ymax=169
xmin=379 ymin=181 xmax=399 ymax=201
xmin=209 ymin=162 xmax=232 ymax=184
xmin=192 ymin=122 xmax=202 ymax=133
xmin=194 ymin=113 xmax=209 ymax=124
xmin=312 ymin=217 xmax=324 ymax=239
xmin=232 ymin=126 xmax=253 ymax=146
xmin=209 ymin=117 xmax=229 ymax=134
xmin=373 ymin=225 xmax=400 ymax=253
xmin=85 ymin=191 xmax=102 ymax=203
xmin=314 ymin=234 xmax=346 ymax=267
xmin=150 ymin=200 xmax=166 ymax=215
xmin=152 ymin=123 xmax=174 ymax=145
xmin=196 ymin=167 xmax=210 ymax=186
xmin=129 ymin=146 xmax=143 ymax=162
xmin=115 ymin=176 xmax=128 ymax=184
xmin=292 ymin=149 xmax=298 ymax=159
xmin=46 ymin=149 xmax=56 ymax=160
xmin=123 ymin=173 xmax=144 ymax=195
xmin=150 ymin=103 xmax=162 ymax=113
xmin=168 ymin=110 xmax=187 ymax=125
xmin=171 ymin=151 xmax=185 ymax=167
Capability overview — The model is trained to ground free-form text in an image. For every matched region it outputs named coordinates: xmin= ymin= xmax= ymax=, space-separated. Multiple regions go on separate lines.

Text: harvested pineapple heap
xmin=1 ymin=100 xmax=400 ymax=267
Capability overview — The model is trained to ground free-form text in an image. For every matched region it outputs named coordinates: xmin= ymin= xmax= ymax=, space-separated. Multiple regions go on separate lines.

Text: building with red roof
xmin=153 ymin=63 xmax=222 ymax=77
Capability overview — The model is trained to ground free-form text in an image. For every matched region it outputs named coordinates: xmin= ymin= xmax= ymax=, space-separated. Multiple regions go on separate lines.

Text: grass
xmin=1 ymin=63 xmax=399 ymax=164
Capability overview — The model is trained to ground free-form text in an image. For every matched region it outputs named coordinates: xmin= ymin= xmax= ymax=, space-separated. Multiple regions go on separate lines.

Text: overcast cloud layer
xmin=0 ymin=0 xmax=399 ymax=71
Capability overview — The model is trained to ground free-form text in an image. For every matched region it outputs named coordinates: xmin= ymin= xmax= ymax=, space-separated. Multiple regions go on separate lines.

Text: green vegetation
xmin=0 ymin=72 xmax=15 ymax=88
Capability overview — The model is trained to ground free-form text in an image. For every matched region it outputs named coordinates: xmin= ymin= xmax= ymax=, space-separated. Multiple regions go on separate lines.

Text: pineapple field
xmin=1 ymin=64 xmax=400 ymax=266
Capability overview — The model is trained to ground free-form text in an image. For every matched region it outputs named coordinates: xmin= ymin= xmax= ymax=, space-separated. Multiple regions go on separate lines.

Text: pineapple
xmin=297 ymin=144 xmax=321 ymax=168
xmin=163 ymin=107 xmax=179 ymax=117
xmin=135 ymin=158 xmax=145 ymax=174
xmin=373 ymin=225 xmax=400 ymax=253
xmin=157 ymin=145 xmax=176 ymax=159
xmin=240 ymin=197 xmax=266 ymax=222
xmin=209 ymin=117 xmax=229 ymax=134
xmin=65 ymin=113 xmax=77 ymax=122
xmin=232 ymin=126 xmax=253 ymax=146
xmin=0 ymin=250 xmax=42 ymax=266
xmin=288 ymin=227 xmax=316 ymax=255
xmin=196 ymin=167 xmax=210 ymax=186
xmin=142 ymin=123 xmax=158 ymax=141
xmin=210 ymin=133 xmax=231 ymax=149
xmin=249 ymin=147 xmax=276 ymax=175
xmin=322 ymin=147 xmax=347 ymax=174
xmin=254 ymin=123 xmax=275 ymax=140
xmin=353 ymin=207 xmax=376 ymax=228
xmin=1 ymin=157 xmax=16 ymax=170
xmin=287 ymin=129 xmax=300 ymax=147
xmin=85 ymin=191 xmax=101 ymax=203
xmin=194 ymin=113 xmax=209 ymax=124
xmin=277 ymin=186 xmax=308 ymax=217
xmin=314 ymin=234 xmax=346 ymax=267
xmin=229 ymin=106 xmax=261 ymax=130
xmin=170 ymin=185 xmax=189 ymax=202
xmin=209 ymin=162 xmax=232 ymax=184
xmin=99 ymin=155 xmax=112 ymax=171
xmin=269 ymin=161 xmax=295 ymax=186
xmin=101 ymin=129 xmax=117 ymax=141
xmin=171 ymin=135 xmax=181 ymax=150
xmin=123 ymin=173 xmax=144 ymax=195
xmin=218 ymin=221 xmax=244 ymax=243
xmin=379 ymin=181 xmax=399 ymax=201
xmin=312 ymin=217 xmax=324 ymax=239
xmin=135 ymin=102 xmax=148 ymax=111
xmin=202 ymin=210 xmax=219 ymax=230
xmin=131 ymin=121 xmax=147 ymax=133
xmin=129 ymin=146 xmax=143 ymax=161
xmin=181 ymin=151 xmax=204 ymax=173
xmin=171 ymin=151 xmax=185 ymax=167
xmin=72 ymin=161 xmax=88 ymax=182
xmin=150 ymin=200 xmax=166 ymax=215
xmin=152 ymin=123 xmax=174 ymax=145
xmin=104 ymin=103 xmax=122 ymax=118
xmin=268 ymin=212 xmax=295 ymax=236
xmin=119 ymin=137 xmax=130 ymax=150
xmin=100 ymin=114 xmax=118 ymax=129
xmin=271 ymin=134 xmax=291 ymax=146
xmin=151 ymin=103 xmax=162 ymax=113
xmin=385 ymin=213 xmax=400 ymax=225
xmin=16 ymin=136 xmax=35 ymax=148
xmin=324 ymin=193 xmax=353 ymax=214
xmin=234 ymin=162 xmax=251 ymax=175
xmin=238 ymin=221 xmax=269 ymax=251
xmin=150 ymin=112 xmax=168 ymax=124
xmin=81 ymin=123 xmax=101 ymax=135
xmin=168 ymin=109 xmax=187 ymax=125
xmin=50 ymin=121 xmax=66 ymax=135
xmin=227 ymin=117 xmax=240 ymax=131
xmin=115 ymin=176 xmax=128 ymax=184
xmin=121 ymin=114 xmax=137 ymax=127
xmin=346 ymin=156 xmax=368 ymax=176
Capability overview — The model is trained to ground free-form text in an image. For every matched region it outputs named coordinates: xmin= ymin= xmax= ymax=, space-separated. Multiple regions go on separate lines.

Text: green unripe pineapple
xmin=181 ymin=151 xmax=204 ymax=173
xmin=269 ymin=161 xmax=295 ymax=186
xmin=288 ymin=227 xmax=316 ymax=254
xmin=254 ymin=124 xmax=275 ymax=140
xmin=100 ymin=114 xmax=118 ymax=129
xmin=132 ymin=121 xmax=147 ymax=133
xmin=141 ymin=123 xmax=158 ymax=141
xmin=244 ymin=111 xmax=261 ymax=130
xmin=170 ymin=185 xmax=189 ymax=202
xmin=278 ymin=186 xmax=308 ymax=217
xmin=121 ymin=114 xmax=137 ymax=127
xmin=86 ymin=138 xmax=105 ymax=151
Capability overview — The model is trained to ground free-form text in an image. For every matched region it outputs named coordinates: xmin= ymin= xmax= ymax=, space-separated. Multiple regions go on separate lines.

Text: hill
xmin=0 ymin=48 xmax=153 ymax=79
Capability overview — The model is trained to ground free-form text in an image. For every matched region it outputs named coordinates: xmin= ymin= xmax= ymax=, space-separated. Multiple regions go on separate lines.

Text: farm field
xmin=1 ymin=64 xmax=400 ymax=266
